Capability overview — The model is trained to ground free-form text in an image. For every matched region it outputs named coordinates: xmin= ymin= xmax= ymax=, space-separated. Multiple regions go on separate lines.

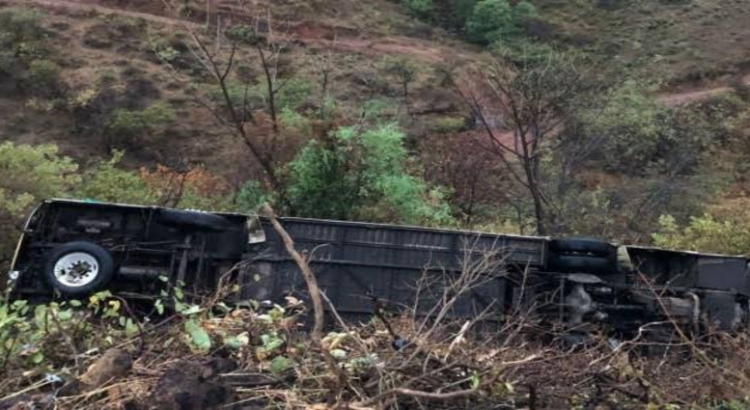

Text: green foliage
xmin=652 ymin=197 xmax=750 ymax=255
xmin=150 ymin=34 xmax=185 ymax=64
xmin=572 ymin=79 xmax=719 ymax=179
xmin=209 ymin=78 xmax=311 ymax=118
xmin=286 ymin=123 xmax=452 ymax=225
xmin=379 ymin=57 xmax=419 ymax=87
xmin=176 ymin=188 xmax=235 ymax=213
xmin=225 ymin=24 xmax=263 ymax=46
xmin=276 ymin=79 xmax=312 ymax=111
xmin=466 ymin=0 xmax=538 ymax=44
xmin=0 ymin=8 xmax=46 ymax=68
xmin=428 ymin=116 xmax=467 ymax=134
xmin=106 ymin=103 xmax=176 ymax=149
xmin=76 ymin=151 xmax=156 ymax=205
xmin=652 ymin=214 xmax=750 ymax=255
xmin=490 ymin=38 xmax=559 ymax=66
xmin=579 ymin=81 xmax=665 ymax=174
xmin=236 ymin=180 xmax=272 ymax=213
xmin=546 ymin=79 xmax=723 ymax=238
xmin=0 ymin=143 xmax=79 ymax=265
xmin=0 ymin=292 xmax=134 ymax=372
xmin=400 ymin=0 xmax=434 ymax=17
xmin=0 ymin=142 xmax=234 ymax=266
xmin=22 ymin=58 xmax=63 ymax=96
xmin=0 ymin=8 xmax=62 ymax=99
xmin=184 ymin=319 xmax=212 ymax=352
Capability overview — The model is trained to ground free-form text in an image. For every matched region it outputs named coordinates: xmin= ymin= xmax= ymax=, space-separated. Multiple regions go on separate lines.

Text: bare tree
xmin=159 ymin=4 xmax=311 ymax=204
xmin=455 ymin=50 xmax=598 ymax=235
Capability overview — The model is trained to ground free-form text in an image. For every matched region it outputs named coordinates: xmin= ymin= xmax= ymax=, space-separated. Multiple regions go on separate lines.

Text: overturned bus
xmin=6 ymin=199 xmax=750 ymax=334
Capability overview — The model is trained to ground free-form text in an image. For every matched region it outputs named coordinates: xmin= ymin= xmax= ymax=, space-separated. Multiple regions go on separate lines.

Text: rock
xmin=148 ymin=360 xmax=236 ymax=410
xmin=79 ymin=348 xmax=133 ymax=388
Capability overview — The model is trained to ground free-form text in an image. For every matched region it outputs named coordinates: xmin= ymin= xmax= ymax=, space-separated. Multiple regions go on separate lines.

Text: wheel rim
xmin=53 ymin=252 xmax=99 ymax=288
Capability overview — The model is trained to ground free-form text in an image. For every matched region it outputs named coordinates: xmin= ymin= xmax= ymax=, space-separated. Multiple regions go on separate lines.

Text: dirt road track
xmin=3 ymin=0 xmax=184 ymax=26
xmin=658 ymin=74 xmax=750 ymax=106
xmin=3 ymin=0 xmax=451 ymax=64
xmin=4 ymin=0 xmax=750 ymax=106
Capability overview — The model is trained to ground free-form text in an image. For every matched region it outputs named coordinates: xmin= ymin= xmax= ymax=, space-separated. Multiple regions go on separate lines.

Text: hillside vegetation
xmin=4 ymin=0 xmax=750 ymax=409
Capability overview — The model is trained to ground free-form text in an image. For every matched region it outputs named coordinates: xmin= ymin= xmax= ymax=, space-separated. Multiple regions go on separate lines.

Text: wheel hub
xmin=54 ymin=252 xmax=99 ymax=288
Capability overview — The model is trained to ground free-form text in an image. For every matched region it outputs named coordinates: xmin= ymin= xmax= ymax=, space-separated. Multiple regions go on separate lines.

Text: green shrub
xmin=0 ymin=8 xmax=45 ymax=50
xmin=236 ymin=180 xmax=272 ymax=213
xmin=428 ymin=116 xmax=467 ymax=133
xmin=400 ymin=0 xmax=435 ymax=17
xmin=76 ymin=151 xmax=156 ymax=205
xmin=276 ymin=79 xmax=312 ymax=111
xmin=22 ymin=58 xmax=62 ymax=96
xmin=0 ymin=143 xmax=79 ymax=266
xmin=286 ymin=123 xmax=453 ymax=225
xmin=106 ymin=103 xmax=176 ymax=149
xmin=466 ymin=0 xmax=538 ymax=44
xmin=652 ymin=213 xmax=750 ymax=255
xmin=0 ymin=8 xmax=48 ymax=79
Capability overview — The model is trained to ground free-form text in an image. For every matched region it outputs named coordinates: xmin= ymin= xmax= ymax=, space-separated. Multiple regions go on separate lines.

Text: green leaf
xmin=470 ymin=372 xmax=481 ymax=389
xmin=68 ymin=300 xmax=82 ymax=307
xmin=259 ymin=333 xmax=284 ymax=352
xmin=224 ymin=332 xmax=250 ymax=349
xmin=270 ymin=356 xmax=292 ymax=376
xmin=184 ymin=320 xmax=212 ymax=351
xmin=124 ymin=318 xmax=139 ymax=337
xmin=31 ymin=352 xmax=44 ymax=364
xmin=181 ymin=305 xmax=202 ymax=316
xmin=154 ymin=299 xmax=165 ymax=315
xmin=174 ymin=300 xmax=188 ymax=313
xmin=57 ymin=309 xmax=73 ymax=321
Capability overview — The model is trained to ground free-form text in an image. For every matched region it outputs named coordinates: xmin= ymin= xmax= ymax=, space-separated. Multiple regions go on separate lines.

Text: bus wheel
xmin=44 ymin=242 xmax=115 ymax=296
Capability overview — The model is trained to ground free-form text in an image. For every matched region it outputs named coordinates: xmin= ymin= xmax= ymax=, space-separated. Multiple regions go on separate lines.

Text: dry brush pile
xmin=2 ymin=216 xmax=750 ymax=410
xmin=1 ymin=288 xmax=750 ymax=409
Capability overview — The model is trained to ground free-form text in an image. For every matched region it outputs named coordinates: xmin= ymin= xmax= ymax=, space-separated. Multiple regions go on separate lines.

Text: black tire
xmin=158 ymin=209 xmax=231 ymax=232
xmin=549 ymin=238 xmax=616 ymax=257
xmin=44 ymin=242 xmax=115 ymax=296
xmin=548 ymin=254 xmax=615 ymax=274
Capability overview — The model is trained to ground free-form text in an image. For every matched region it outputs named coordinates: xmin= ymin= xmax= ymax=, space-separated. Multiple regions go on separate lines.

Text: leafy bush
xmin=236 ymin=180 xmax=272 ymax=213
xmin=276 ymin=79 xmax=312 ymax=111
xmin=0 ymin=292 xmax=140 ymax=372
xmin=653 ymin=198 xmax=750 ymax=255
xmin=105 ymin=103 xmax=176 ymax=149
xmin=577 ymin=81 xmax=665 ymax=175
xmin=286 ymin=123 xmax=453 ymax=225
xmin=0 ymin=143 xmax=79 ymax=267
xmin=77 ymin=155 xmax=233 ymax=211
xmin=76 ymin=151 xmax=157 ymax=205
xmin=466 ymin=0 xmax=538 ymax=44
xmin=400 ymin=0 xmax=434 ymax=17
xmin=22 ymin=58 xmax=63 ymax=96
xmin=0 ymin=8 xmax=55 ymax=95
xmin=428 ymin=116 xmax=467 ymax=133
xmin=0 ymin=8 xmax=46 ymax=58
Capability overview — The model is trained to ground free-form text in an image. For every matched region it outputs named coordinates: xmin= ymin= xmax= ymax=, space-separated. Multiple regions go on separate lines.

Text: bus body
xmin=7 ymin=199 xmax=750 ymax=333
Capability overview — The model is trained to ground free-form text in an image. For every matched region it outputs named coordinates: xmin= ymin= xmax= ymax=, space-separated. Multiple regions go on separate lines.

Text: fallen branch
xmin=352 ymin=354 xmax=541 ymax=408
xmin=262 ymin=204 xmax=349 ymax=397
